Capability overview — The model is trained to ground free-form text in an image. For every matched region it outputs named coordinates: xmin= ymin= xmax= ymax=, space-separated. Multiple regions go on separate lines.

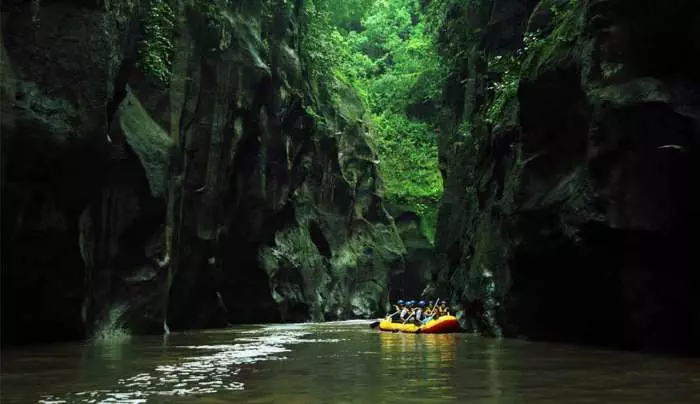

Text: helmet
xmin=418 ymin=300 xmax=426 ymax=307
xmin=407 ymin=300 xmax=415 ymax=306
xmin=397 ymin=299 xmax=405 ymax=305
xmin=440 ymin=300 xmax=448 ymax=305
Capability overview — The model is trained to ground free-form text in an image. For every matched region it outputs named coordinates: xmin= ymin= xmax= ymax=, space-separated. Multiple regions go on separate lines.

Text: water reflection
xmin=379 ymin=331 xmax=457 ymax=370
xmin=33 ymin=325 xmax=311 ymax=403
xmin=2 ymin=322 xmax=700 ymax=404
xmin=377 ymin=332 xmax=459 ymax=400
xmin=485 ymin=340 xmax=502 ymax=401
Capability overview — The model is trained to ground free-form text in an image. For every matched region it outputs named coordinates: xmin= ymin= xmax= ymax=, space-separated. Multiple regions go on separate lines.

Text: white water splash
xmin=321 ymin=319 xmax=377 ymax=325
xmin=39 ymin=324 xmax=335 ymax=403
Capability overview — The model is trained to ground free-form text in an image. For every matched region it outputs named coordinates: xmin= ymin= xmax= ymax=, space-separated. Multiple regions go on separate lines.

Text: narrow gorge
xmin=1 ymin=0 xmax=434 ymax=345
xmin=2 ymin=0 xmax=699 ymax=356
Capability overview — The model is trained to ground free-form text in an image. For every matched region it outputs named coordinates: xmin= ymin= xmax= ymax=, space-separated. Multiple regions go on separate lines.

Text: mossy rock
xmin=334 ymin=79 xmax=365 ymax=124
xmin=119 ymin=89 xmax=174 ymax=197
xmin=521 ymin=1 xmax=584 ymax=81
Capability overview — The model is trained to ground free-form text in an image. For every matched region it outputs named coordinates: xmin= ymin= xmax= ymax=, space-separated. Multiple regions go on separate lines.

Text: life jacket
xmin=415 ymin=308 xmax=423 ymax=321
xmin=399 ymin=307 xmax=409 ymax=319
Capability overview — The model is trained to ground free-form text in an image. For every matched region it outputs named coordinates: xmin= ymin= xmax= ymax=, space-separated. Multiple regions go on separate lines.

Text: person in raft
xmin=403 ymin=300 xmax=417 ymax=322
xmin=402 ymin=300 xmax=427 ymax=326
xmin=421 ymin=300 xmax=437 ymax=324
xmin=402 ymin=301 xmax=414 ymax=321
xmin=388 ymin=300 xmax=406 ymax=321
xmin=437 ymin=300 xmax=450 ymax=317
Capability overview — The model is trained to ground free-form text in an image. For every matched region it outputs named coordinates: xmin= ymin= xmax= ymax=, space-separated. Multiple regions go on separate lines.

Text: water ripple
xmin=38 ymin=325 xmax=325 ymax=403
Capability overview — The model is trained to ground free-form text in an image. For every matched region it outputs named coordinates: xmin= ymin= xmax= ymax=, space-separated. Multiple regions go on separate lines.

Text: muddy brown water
xmin=2 ymin=320 xmax=699 ymax=403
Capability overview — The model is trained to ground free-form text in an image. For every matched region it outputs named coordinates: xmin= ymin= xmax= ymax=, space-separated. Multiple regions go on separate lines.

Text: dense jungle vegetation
xmin=302 ymin=0 xmax=447 ymax=241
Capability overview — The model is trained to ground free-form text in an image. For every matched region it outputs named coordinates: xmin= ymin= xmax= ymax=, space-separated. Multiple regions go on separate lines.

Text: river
xmin=2 ymin=320 xmax=699 ymax=403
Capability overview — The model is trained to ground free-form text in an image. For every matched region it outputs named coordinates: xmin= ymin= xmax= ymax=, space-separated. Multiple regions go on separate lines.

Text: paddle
xmin=378 ymin=305 xmax=408 ymax=330
xmin=402 ymin=309 xmax=416 ymax=325
xmin=406 ymin=297 xmax=439 ymax=327
xmin=428 ymin=297 xmax=440 ymax=320
xmin=372 ymin=303 xmax=401 ymax=329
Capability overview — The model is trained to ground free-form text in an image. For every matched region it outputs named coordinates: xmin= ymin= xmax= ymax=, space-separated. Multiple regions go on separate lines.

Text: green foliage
xmin=302 ymin=1 xmax=342 ymax=92
xmin=365 ymin=22 xmax=444 ymax=114
xmin=485 ymin=0 xmax=581 ymax=123
xmin=305 ymin=0 xmax=445 ymax=240
xmin=424 ymin=0 xmax=475 ymax=74
xmin=426 ymin=0 xmax=580 ymax=126
xmin=188 ymin=0 xmax=234 ymax=52
xmin=372 ymin=113 xmax=442 ymax=203
xmin=522 ymin=0 xmax=582 ymax=78
xmin=485 ymin=31 xmax=545 ymax=123
xmin=324 ymin=0 xmax=373 ymax=31
xmin=550 ymin=0 xmax=580 ymax=21
xmin=139 ymin=0 xmax=235 ymax=80
xmin=458 ymin=120 xmax=472 ymax=138
xmin=139 ymin=0 xmax=176 ymax=83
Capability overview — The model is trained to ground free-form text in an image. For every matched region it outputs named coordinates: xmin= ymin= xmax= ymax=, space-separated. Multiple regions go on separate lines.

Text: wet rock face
xmin=1 ymin=2 xmax=157 ymax=344
xmin=385 ymin=207 xmax=435 ymax=301
xmin=2 ymin=0 xmax=414 ymax=344
xmin=434 ymin=0 xmax=700 ymax=352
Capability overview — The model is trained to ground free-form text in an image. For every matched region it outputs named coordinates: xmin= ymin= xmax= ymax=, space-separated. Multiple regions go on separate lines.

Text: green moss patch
xmin=119 ymin=90 xmax=173 ymax=197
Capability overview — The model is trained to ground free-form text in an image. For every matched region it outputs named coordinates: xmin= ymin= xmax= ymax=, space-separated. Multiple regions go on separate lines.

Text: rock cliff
xmin=432 ymin=0 xmax=700 ymax=353
xmin=1 ymin=0 xmax=418 ymax=344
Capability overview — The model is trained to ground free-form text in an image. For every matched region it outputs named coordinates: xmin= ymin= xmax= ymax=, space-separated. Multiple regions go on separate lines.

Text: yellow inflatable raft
xmin=378 ymin=315 xmax=461 ymax=333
